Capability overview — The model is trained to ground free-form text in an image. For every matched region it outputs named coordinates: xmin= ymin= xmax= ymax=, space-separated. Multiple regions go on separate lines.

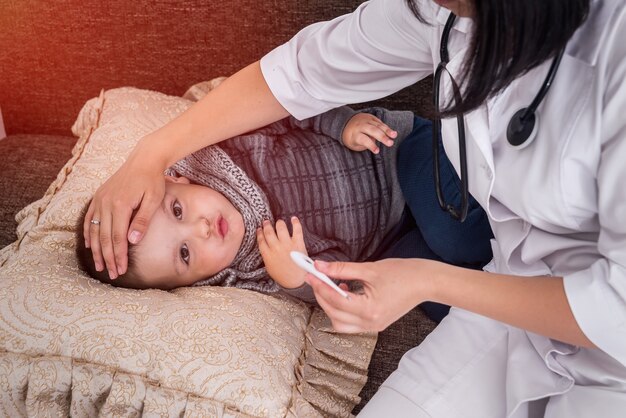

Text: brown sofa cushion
xmin=0 ymin=134 xmax=75 ymax=248
xmin=0 ymin=0 xmax=431 ymax=136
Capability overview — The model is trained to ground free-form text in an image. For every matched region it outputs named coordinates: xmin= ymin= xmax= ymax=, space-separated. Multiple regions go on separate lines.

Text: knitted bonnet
xmin=165 ymin=144 xmax=279 ymax=293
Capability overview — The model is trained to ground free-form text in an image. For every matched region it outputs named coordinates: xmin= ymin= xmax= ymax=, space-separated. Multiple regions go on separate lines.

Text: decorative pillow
xmin=0 ymin=86 xmax=376 ymax=417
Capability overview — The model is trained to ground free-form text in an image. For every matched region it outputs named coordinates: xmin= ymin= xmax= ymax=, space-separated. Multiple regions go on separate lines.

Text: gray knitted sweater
xmin=219 ymin=106 xmax=414 ymax=302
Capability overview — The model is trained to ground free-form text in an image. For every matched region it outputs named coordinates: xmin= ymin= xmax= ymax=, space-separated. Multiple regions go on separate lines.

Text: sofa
xmin=0 ymin=0 xmax=437 ymax=415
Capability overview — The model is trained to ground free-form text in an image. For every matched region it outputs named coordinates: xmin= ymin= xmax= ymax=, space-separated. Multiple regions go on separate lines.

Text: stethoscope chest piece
xmin=507 ymin=108 xmax=539 ymax=149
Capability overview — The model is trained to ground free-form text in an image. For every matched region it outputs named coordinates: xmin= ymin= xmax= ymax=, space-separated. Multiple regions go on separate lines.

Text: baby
xmin=77 ymin=106 xmax=416 ymax=302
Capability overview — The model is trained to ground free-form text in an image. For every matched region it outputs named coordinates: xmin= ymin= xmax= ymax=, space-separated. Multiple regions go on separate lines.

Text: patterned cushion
xmin=0 ymin=87 xmax=376 ymax=417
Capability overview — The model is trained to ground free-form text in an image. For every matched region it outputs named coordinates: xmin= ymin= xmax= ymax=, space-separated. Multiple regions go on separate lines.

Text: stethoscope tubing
xmin=432 ymin=12 xmax=564 ymax=221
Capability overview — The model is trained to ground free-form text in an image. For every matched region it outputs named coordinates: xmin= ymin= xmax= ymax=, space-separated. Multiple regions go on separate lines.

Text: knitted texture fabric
xmin=166 ymin=145 xmax=278 ymax=293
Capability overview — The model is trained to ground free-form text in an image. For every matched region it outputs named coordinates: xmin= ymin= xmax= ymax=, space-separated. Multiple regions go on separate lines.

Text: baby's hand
xmin=342 ymin=113 xmax=397 ymax=154
xmin=257 ymin=217 xmax=308 ymax=289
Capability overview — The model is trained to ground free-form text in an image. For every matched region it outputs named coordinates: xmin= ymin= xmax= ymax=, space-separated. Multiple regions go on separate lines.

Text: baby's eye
xmin=180 ymin=244 xmax=190 ymax=265
xmin=172 ymin=200 xmax=183 ymax=219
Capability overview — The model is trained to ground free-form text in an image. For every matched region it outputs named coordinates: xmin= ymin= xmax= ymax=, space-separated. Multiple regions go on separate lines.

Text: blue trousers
xmin=381 ymin=117 xmax=493 ymax=322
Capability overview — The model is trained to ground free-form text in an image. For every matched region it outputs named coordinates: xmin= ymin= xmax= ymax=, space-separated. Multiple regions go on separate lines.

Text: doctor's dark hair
xmin=406 ymin=0 xmax=590 ymax=116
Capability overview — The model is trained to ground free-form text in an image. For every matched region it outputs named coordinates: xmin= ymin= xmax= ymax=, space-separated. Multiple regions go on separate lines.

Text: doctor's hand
xmin=83 ymin=144 xmax=166 ymax=280
xmin=305 ymin=258 xmax=436 ymax=333
xmin=342 ymin=113 xmax=397 ymax=154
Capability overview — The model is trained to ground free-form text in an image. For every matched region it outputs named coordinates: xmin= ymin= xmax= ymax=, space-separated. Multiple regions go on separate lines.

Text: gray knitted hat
xmin=165 ymin=144 xmax=279 ymax=293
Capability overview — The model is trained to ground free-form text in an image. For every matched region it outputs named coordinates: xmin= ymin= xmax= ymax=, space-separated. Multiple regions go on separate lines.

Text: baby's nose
xmin=197 ymin=217 xmax=212 ymax=239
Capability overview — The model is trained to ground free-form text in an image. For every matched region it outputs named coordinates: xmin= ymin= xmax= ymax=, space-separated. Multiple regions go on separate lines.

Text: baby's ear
xmin=164 ymin=175 xmax=191 ymax=184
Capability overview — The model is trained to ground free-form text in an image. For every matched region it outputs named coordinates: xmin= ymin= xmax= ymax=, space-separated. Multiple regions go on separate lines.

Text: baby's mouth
xmin=217 ymin=216 xmax=228 ymax=239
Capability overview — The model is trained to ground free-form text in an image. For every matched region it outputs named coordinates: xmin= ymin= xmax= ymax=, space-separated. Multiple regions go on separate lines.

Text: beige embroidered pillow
xmin=0 ymin=86 xmax=376 ymax=417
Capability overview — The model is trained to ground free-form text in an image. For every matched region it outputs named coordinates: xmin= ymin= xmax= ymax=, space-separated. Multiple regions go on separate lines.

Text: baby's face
xmin=133 ymin=175 xmax=245 ymax=289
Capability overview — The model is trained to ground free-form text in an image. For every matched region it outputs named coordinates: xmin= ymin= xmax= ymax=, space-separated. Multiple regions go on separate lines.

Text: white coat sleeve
xmin=563 ymin=6 xmax=626 ymax=367
xmin=260 ymin=0 xmax=436 ymax=120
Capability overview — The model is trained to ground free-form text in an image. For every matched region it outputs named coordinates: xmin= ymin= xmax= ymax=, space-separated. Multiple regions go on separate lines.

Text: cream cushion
xmin=0 ymin=86 xmax=376 ymax=417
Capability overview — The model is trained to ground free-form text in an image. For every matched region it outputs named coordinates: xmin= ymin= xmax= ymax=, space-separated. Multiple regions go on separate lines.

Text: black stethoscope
xmin=433 ymin=13 xmax=565 ymax=221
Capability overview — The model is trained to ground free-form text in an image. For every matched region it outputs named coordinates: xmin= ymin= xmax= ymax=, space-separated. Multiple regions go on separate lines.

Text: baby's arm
xmin=341 ymin=112 xmax=396 ymax=154
xmin=288 ymin=106 xmax=415 ymax=152
xmin=258 ymin=106 xmax=414 ymax=153
xmin=256 ymin=217 xmax=308 ymax=290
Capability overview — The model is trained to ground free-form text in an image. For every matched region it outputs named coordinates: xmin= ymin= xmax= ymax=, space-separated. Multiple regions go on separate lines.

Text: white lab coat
xmin=261 ymin=0 xmax=626 ymax=416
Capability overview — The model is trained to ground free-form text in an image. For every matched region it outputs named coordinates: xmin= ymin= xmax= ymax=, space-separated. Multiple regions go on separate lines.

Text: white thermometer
xmin=290 ymin=251 xmax=350 ymax=299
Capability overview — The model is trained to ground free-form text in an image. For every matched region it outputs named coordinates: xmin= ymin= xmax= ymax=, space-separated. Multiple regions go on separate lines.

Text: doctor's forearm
xmin=428 ymin=264 xmax=596 ymax=348
xmin=133 ymin=61 xmax=290 ymax=169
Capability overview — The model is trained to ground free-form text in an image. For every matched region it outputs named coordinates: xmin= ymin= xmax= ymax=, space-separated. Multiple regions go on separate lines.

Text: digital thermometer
xmin=289 ymin=251 xmax=349 ymax=299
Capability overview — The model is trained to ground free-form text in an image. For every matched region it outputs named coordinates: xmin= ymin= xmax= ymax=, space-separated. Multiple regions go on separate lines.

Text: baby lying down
xmin=77 ymin=106 xmax=415 ymax=303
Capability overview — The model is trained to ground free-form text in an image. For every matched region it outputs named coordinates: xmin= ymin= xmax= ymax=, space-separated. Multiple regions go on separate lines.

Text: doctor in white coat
xmin=86 ymin=0 xmax=626 ymax=416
